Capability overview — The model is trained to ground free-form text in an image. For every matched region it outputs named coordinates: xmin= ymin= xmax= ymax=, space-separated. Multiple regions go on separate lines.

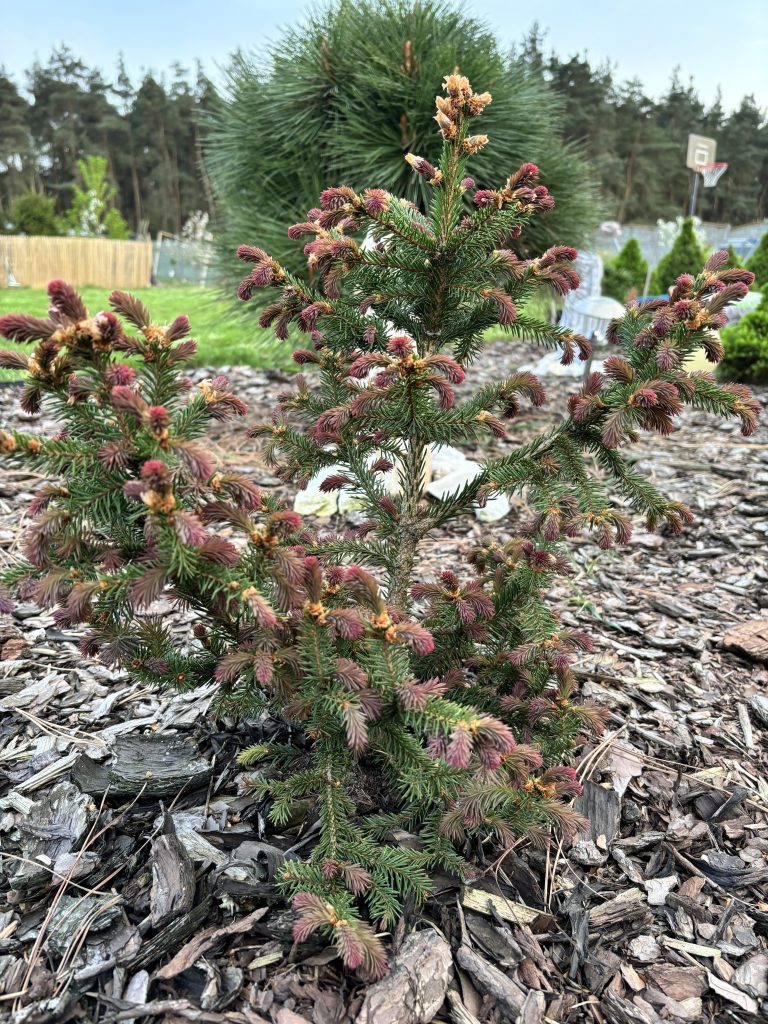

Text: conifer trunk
xmin=388 ymin=436 xmax=427 ymax=606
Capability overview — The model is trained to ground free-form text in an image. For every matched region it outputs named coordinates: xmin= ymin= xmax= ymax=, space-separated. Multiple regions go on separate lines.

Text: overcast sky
xmin=2 ymin=0 xmax=766 ymax=113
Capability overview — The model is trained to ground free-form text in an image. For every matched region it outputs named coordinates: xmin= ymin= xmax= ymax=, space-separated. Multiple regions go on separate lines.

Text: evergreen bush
xmin=0 ymin=73 xmax=759 ymax=977
xmin=651 ymin=217 xmax=707 ymax=294
xmin=720 ymin=292 xmax=768 ymax=384
xmin=723 ymin=244 xmax=740 ymax=270
xmin=746 ymin=230 xmax=768 ymax=290
xmin=603 ymin=238 xmax=648 ymax=302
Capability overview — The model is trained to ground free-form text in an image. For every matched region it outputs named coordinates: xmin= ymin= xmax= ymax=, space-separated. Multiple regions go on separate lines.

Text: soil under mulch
xmin=0 ymin=341 xmax=767 ymax=1024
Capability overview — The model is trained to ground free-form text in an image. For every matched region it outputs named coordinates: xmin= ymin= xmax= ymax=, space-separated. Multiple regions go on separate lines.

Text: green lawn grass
xmin=0 ymin=285 xmax=293 ymax=378
xmin=0 ymin=285 xmax=558 ymax=382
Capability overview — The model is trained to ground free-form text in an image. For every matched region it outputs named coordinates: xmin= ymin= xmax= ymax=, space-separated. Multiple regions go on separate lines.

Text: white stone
xmin=429 ymin=444 xmax=473 ymax=479
xmin=296 ymin=458 xmax=400 ymax=520
xmin=338 ymin=487 xmax=366 ymax=518
xmin=425 ymin=463 xmax=482 ymax=500
xmin=521 ymin=349 xmax=584 ymax=379
xmin=292 ymin=464 xmax=345 ymax=518
xmin=425 ymin=462 xmax=511 ymax=523
xmin=297 ymin=445 xmax=511 ymax=523
xmin=628 ymin=935 xmax=662 ymax=963
xmin=475 ymin=492 xmax=512 ymax=523
xmin=644 ymin=874 xmax=679 ymax=906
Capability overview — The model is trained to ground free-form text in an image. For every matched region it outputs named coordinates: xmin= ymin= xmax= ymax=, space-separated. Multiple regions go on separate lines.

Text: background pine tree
xmin=206 ymin=0 xmax=600 ymax=285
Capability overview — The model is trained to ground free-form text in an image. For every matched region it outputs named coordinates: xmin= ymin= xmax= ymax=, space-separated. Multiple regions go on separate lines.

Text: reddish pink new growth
xmin=507 ymin=162 xmax=540 ymax=188
xmin=472 ymin=189 xmax=499 ymax=208
xmin=387 ymin=334 xmax=414 ymax=357
xmin=363 ymin=188 xmax=389 ymax=214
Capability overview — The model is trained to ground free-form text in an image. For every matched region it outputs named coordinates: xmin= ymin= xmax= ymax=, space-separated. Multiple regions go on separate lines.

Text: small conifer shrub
xmin=0 ymin=74 xmax=760 ymax=977
xmin=651 ymin=217 xmax=707 ymax=294
xmin=723 ymin=244 xmax=740 ymax=271
xmin=746 ymin=229 xmax=768 ymax=291
xmin=603 ymin=238 xmax=648 ymax=302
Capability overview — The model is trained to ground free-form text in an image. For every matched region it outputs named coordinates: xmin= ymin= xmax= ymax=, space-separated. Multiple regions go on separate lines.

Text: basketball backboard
xmin=687 ymin=133 xmax=717 ymax=170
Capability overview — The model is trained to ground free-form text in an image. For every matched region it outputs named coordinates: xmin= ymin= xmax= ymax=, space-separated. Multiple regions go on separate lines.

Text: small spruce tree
xmin=746 ymin=229 xmax=768 ymax=290
xmin=651 ymin=216 xmax=707 ymax=293
xmin=603 ymin=238 xmax=648 ymax=302
xmin=723 ymin=244 xmax=740 ymax=271
xmin=0 ymin=74 xmax=760 ymax=976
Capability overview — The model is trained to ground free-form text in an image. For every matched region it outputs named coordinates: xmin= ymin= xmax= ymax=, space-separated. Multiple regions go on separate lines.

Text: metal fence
xmin=594 ymin=220 xmax=766 ymax=268
xmin=151 ymin=238 xmax=217 ymax=286
xmin=152 ymin=222 xmax=766 ymax=286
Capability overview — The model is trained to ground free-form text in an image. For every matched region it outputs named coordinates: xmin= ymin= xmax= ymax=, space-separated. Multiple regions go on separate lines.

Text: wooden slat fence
xmin=0 ymin=236 xmax=153 ymax=289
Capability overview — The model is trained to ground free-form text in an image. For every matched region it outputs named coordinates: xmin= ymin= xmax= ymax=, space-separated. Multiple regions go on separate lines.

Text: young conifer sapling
xmin=0 ymin=72 xmax=759 ymax=976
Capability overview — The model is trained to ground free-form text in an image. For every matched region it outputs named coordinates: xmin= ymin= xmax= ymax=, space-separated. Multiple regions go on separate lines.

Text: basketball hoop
xmin=697 ymin=162 xmax=728 ymax=187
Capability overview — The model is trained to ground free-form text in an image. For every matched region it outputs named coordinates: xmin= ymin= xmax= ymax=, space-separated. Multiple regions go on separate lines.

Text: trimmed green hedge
xmin=720 ymin=291 xmax=768 ymax=385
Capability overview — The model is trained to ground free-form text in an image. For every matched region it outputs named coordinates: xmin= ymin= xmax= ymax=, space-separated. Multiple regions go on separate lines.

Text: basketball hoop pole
xmin=688 ymin=169 xmax=700 ymax=217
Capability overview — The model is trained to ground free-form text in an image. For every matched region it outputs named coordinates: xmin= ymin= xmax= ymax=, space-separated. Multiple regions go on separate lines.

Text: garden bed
xmin=0 ymin=341 xmax=766 ymax=1024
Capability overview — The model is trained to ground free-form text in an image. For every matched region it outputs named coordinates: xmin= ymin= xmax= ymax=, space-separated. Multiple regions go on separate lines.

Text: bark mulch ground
xmin=0 ymin=342 xmax=766 ymax=1024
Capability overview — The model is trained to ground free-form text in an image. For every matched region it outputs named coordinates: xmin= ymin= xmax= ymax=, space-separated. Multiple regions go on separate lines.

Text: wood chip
xmin=575 ymin=779 xmax=621 ymax=846
xmin=121 ymin=970 xmax=150 ymax=1024
xmin=445 ymin=991 xmax=482 ymax=1024
xmin=599 ymin=990 xmax=658 ymax=1023
xmin=733 ymin=953 xmax=768 ymax=997
xmin=620 ymin=962 xmax=646 ymax=992
xmin=355 ymin=930 xmax=453 ymax=1024
xmin=707 ymin=971 xmax=759 ymax=1014
xmin=722 ymin=618 xmax=768 ymax=662
xmin=73 ymin=734 xmax=211 ymax=797
xmin=461 ymin=888 xmax=545 ymax=927
xmin=455 ymin=943 xmax=526 ymax=1017
xmin=737 ymin=702 xmax=755 ymax=750
xmin=247 ymin=950 xmax=284 ymax=970
xmin=150 ymin=829 xmax=196 ymax=929
xmin=153 ymin=903 xmax=266 ymax=979
xmin=276 ymin=1010 xmax=311 ymax=1024
xmin=628 ymin=935 xmax=662 ymax=963
xmin=661 ymin=937 xmax=721 ymax=958
xmin=15 ymin=751 xmax=80 ymax=793
xmin=589 ymin=888 xmax=649 ymax=930
xmin=645 ymin=964 xmax=707 ymax=1000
